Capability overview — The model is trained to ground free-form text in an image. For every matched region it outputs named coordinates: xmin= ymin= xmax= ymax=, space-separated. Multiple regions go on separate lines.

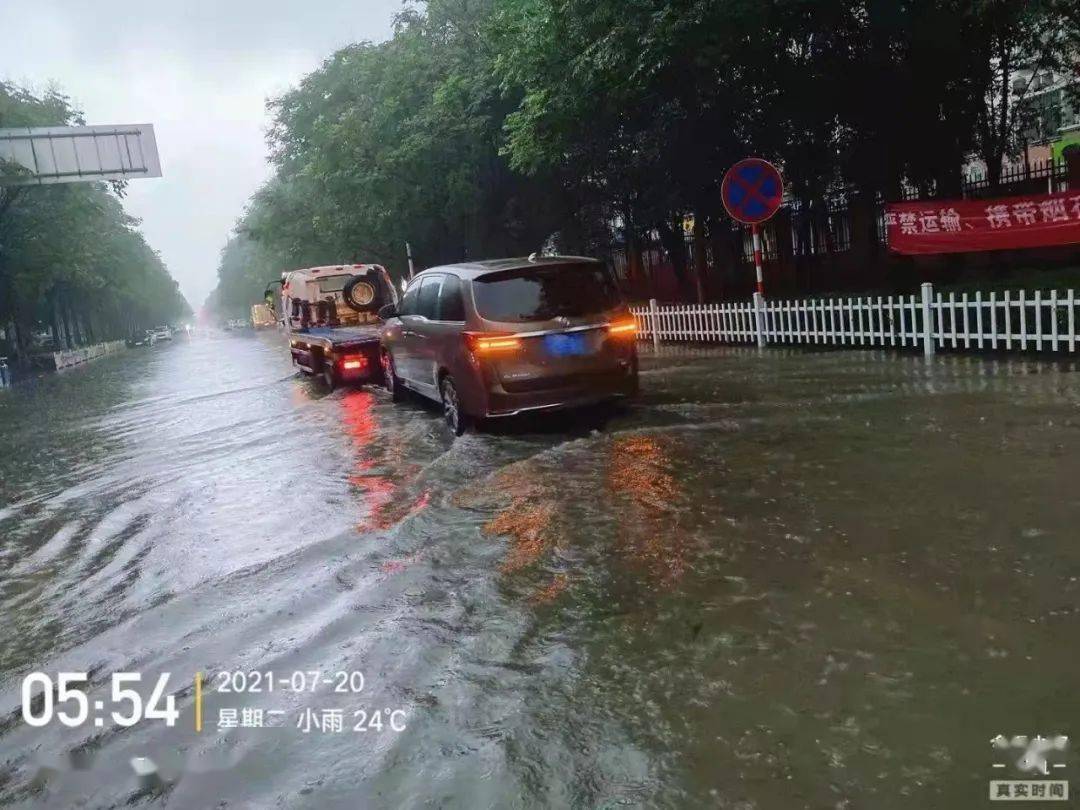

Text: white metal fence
xmin=52 ymin=339 xmax=126 ymax=370
xmin=631 ymin=283 xmax=1080 ymax=357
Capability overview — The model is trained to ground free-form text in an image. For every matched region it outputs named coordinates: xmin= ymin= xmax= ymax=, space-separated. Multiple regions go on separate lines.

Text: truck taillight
xmin=339 ymin=355 xmax=368 ymax=370
xmin=607 ymin=319 xmax=637 ymax=337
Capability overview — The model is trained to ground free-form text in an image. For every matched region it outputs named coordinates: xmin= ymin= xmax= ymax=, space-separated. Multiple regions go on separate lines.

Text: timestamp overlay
xmin=8 ymin=666 xmax=411 ymax=797
xmin=18 ymin=670 xmax=406 ymax=737
xmin=2 ymin=335 xmax=1080 ymax=808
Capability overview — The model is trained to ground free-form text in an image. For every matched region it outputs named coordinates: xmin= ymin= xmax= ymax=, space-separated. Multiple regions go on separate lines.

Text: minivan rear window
xmin=472 ymin=263 xmax=621 ymax=323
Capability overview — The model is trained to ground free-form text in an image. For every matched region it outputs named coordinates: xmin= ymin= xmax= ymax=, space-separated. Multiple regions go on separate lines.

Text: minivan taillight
xmin=463 ymin=332 xmax=522 ymax=355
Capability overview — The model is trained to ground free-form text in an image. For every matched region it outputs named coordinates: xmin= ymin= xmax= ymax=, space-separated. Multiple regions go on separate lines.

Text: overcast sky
xmin=1 ymin=0 xmax=402 ymax=310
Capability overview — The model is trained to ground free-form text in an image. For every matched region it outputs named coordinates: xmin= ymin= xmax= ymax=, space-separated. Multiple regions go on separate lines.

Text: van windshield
xmin=473 ymin=263 xmax=621 ymax=322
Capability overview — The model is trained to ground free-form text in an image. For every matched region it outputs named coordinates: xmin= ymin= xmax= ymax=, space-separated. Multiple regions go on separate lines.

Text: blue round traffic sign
xmin=721 ymin=158 xmax=784 ymax=225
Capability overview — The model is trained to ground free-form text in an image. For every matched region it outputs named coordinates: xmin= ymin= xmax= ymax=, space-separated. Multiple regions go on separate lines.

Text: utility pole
xmin=405 ymin=242 xmax=416 ymax=279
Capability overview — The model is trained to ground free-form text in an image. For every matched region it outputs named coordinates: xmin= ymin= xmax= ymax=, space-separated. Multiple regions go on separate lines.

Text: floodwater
xmin=0 ymin=334 xmax=1078 ymax=809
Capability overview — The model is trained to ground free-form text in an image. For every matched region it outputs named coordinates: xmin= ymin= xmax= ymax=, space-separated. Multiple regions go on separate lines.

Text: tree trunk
xmin=83 ymin=311 xmax=96 ymax=344
xmin=625 ymin=228 xmax=644 ymax=299
xmin=691 ymin=213 xmax=707 ymax=304
xmin=989 ymin=36 xmax=1011 ymax=194
xmin=657 ymin=218 xmax=691 ymax=301
xmin=62 ymin=295 xmax=76 ymax=349
xmin=12 ymin=318 xmax=29 ymax=364
xmin=50 ymin=289 xmax=63 ymax=349
xmin=4 ymin=319 xmax=19 ymax=364
xmin=72 ymin=300 xmax=85 ymax=346
xmin=1066 ymin=147 xmax=1080 ymax=191
xmin=708 ymin=217 xmax=737 ymax=301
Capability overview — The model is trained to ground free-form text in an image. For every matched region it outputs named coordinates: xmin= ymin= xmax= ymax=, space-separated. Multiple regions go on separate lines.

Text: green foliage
xmin=493 ymin=0 xmax=1073 ymax=206
xmin=0 ymin=81 xmax=190 ymax=356
xmin=203 ymin=230 xmax=272 ymax=319
xmin=207 ymin=0 xmax=568 ymax=317
xmin=208 ymin=0 xmax=1078 ymax=310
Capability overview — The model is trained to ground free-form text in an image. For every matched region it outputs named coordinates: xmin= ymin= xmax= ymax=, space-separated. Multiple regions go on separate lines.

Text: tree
xmin=209 ymin=0 xmax=1079 ymax=308
xmin=968 ymin=0 xmax=1077 ymax=191
xmin=205 ymin=0 xmax=575 ymax=320
xmin=0 ymin=81 xmax=190 ymax=361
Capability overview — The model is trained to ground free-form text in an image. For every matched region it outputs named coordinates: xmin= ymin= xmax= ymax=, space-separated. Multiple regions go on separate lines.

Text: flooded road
xmin=1 ymin=334 xmax=1078 ymax=808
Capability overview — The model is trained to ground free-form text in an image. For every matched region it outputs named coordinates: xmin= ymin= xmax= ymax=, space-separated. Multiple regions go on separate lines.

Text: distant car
xmin=152 ymin=327 xmax=172 ymax=341
xmin=378 ymin=256 xmax=638 ymax=434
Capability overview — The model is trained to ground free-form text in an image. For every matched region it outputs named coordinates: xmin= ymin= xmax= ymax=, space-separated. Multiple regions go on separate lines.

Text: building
xmin=1015 ymin=65 xmax=1080 ymax=163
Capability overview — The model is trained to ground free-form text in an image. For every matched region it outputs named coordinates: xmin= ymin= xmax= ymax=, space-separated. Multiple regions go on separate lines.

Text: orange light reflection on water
xmin=604 ymin=434 xmax=689 ymax=585
xmin=451 ymin=432 xmax=689 ymax=604
xmin=451 ymin=461 xmax=562 ymax=578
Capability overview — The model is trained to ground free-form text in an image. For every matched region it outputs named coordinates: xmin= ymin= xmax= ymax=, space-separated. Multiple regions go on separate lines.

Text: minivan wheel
xmin=382 ymin=351 xmax=404 ymax=402
xmin=440 ymin=375 xmax=468 ymax=436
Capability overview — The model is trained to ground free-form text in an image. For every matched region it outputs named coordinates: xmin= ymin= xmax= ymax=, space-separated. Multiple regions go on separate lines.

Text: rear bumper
xmin=337 ymin=363 xmax=380 ymax=383
xmin=479 ymin=369 xmax=638 ymax=418
xmin=484 ymin=391 xmax=633 ymax=418
xmin=290 ymin=341 xmax=382 ymax=384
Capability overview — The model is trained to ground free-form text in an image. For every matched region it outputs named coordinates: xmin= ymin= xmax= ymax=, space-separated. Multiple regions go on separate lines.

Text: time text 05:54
xmin=22 ymin=672 xmax=178 ymax=728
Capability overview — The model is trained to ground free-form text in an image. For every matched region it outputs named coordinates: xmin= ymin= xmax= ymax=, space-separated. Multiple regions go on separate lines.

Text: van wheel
xmin=322 ymin=366 xmax=336 ymax=390
xmin=440 ymin=375 xmax=468 ymax=436
xmin=381 ymin=351 xmax=404 ymax=402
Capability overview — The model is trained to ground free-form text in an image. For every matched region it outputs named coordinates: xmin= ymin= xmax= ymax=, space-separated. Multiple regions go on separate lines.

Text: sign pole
xmin=721 ymin=157 xmax=782 ymax=302
xmin=751 ymin=223 xmax=765 ymax=296
xmin=405 ymin=242 xmax=416 ymax=279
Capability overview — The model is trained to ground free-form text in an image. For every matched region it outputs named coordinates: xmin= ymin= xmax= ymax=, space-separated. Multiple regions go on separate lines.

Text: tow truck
xmin=264 ymin=264 xmax=399 ymax=389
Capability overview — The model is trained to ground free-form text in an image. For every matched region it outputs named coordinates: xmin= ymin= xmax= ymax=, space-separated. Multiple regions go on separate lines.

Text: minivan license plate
xmin=543 ymin=332 xmax=591 ymax=357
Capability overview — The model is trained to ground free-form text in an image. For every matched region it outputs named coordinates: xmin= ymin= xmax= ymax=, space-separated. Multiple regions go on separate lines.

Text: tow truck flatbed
xmin=289 ymin=325 xmax=383 ymax=387
xmin=296 ymin=325 xmax=382 ymax=345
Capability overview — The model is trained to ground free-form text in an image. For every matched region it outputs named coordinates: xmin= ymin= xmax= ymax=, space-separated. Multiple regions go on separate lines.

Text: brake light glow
xmin=608 ymin=319 xmax=637 ymax=336
xmin=340 ymin=355 xmax=368 ymax=370
xmin=464 ymin=332 xmax=521 ymax=354
xmin=477 ymin=337 xmax=521 ymax=351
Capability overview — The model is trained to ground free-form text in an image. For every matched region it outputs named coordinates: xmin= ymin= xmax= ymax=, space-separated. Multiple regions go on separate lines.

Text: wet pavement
xmin=0 ymin=333 xmax=1078 ymax=808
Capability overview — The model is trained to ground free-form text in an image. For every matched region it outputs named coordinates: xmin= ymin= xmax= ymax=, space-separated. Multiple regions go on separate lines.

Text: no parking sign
xmin=722 ymin=158 xmax=783 ymax=295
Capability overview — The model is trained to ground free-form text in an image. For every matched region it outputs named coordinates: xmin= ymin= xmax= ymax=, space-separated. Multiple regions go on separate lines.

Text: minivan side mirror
xmin=378 ymin=304 xmax=398 ymax=321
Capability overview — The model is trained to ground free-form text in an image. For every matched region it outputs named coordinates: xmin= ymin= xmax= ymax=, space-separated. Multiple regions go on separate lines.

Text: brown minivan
xmin=377 ymin=256 xmax=639 ymax=434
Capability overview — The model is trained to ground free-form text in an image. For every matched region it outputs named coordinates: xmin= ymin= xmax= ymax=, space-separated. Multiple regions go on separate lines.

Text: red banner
xmin=886 ymin=189 xmax=1080 ymax=254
